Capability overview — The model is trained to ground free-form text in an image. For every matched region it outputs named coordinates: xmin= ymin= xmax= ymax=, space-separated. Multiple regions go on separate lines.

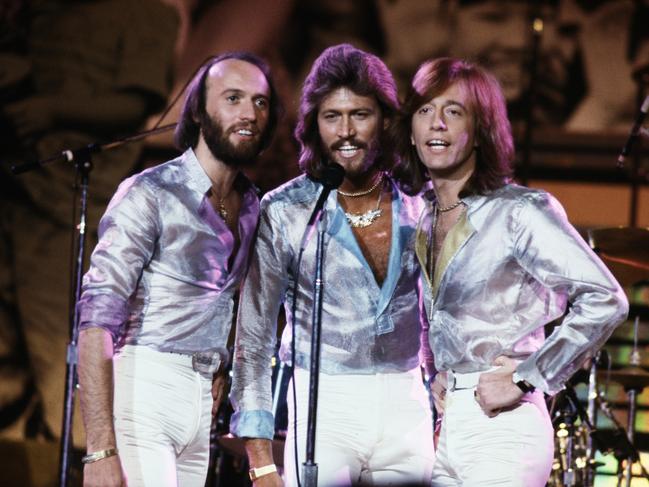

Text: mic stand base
xmin=302 ymin=462 xmax=318 ymax=487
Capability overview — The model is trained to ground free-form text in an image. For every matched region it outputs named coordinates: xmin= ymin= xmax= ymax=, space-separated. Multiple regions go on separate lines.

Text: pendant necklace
xmin=210 ymin=188 xmax=229 ymax=223
xmin=339 ymin=174 xmax=385 ymax=228
xmin=217 ymin=197 xmax=228 ymax=223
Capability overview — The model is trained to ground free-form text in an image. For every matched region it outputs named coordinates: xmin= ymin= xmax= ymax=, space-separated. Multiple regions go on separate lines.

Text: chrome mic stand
xmin=10 ymin=123 xmax=176 ymax=487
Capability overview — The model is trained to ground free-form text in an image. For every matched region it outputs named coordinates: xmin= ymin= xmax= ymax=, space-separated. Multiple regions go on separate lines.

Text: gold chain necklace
xmin=438 ymin=199 xmax=464 ymax=212
xmin=343 ymin=179 xmax=384 ymax=228
xmin=337 ymin=173 xmax=384 ymax=197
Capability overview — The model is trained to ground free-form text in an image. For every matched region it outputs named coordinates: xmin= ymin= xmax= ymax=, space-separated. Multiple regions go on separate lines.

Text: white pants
xmin=113 ymin=345 xmax=214 ymax=487
xmin=284 ymin=367 xmax=435 ymax=486
xmin=432 ymin=370 xmax=554 ymax=487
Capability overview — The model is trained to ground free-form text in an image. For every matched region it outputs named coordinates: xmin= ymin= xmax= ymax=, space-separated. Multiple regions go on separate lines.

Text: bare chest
xmin=349 ymin=198 xmax=392 ymax=286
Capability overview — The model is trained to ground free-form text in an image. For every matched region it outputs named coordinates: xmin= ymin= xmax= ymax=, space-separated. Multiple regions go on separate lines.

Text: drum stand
xmin=615 ymin=316 xmax=649 ymax=487
xmin=591 ymin=317 xmax=649 ymax=487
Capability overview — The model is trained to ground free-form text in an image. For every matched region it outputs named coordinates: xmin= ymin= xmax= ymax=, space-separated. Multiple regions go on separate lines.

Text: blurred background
xmin=0 ymin=0 xmax=648 ymax=485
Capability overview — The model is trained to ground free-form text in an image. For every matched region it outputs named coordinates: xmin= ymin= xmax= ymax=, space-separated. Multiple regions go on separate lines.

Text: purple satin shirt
xmin=78 ymin=149 xmax=259 ymax=366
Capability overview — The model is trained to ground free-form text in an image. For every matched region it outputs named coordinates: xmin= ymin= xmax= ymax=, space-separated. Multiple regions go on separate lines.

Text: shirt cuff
xmin=77 ymin=293 xmax=128 ymax=344
xmin=230 ymin=410 xmax=275 ymax=440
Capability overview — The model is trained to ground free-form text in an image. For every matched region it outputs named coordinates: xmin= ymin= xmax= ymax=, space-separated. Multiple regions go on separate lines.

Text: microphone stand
xmin=302 ymin=211 xmax=328 ymax=487
xmin=10 ymin=123 xmax=176 ymax=487
xmin=519 ymin=3 xmax=543 ymax=186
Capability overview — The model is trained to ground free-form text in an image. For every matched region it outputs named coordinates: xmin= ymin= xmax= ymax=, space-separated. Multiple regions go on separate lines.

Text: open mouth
xmin=426 ymin=139 xmax=450 ymax=148
xmin=235 ymin=128 xmax=255 ymax=137
xmin=338 ymin=144 xmax=360 ymax=158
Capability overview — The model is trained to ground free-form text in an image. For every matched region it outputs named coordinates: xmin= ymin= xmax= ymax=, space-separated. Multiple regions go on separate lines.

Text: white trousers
xmin=113 ymin=345 xmax=213 ymax=487
xmin=284 ymin=367 xmax=435 ymax=486
xmin=432 ymin=370 xmax=554 ymax=487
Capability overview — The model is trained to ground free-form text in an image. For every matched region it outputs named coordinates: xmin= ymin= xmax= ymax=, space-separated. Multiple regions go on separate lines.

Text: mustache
xmin=331 ymin=138 xmax=367 ymax=151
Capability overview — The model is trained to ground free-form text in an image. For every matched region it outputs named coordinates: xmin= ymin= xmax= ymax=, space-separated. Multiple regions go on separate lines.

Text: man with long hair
xmin=230 ymin=44 xmax=434 ymax=486
xmin=77 ymin=52 xmax=281 ymax=487
xmin=394 ymin=57 xmax=628 ymax=486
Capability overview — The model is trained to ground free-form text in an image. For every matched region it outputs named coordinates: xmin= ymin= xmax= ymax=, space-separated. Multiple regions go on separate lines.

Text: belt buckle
xmin=191 ymin=351 xmax=221 ymax=376
xmin=447 ymin=371 xmax=458 ymax=392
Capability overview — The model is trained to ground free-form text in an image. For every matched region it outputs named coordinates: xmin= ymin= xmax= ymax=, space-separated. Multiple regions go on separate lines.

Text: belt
xmin=165 ymin=349 xmax=223 ymax=376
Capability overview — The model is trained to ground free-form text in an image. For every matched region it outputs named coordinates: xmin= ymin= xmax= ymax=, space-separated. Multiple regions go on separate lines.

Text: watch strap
xmin=512 ymin=371 xmax=536 ymax=393
xmin=249 ymin=464 xmax=277 ymax=481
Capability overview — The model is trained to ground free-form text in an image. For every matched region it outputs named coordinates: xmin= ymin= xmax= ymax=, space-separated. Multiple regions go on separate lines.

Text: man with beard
xmin=77 ymin=52 xmax=281 ymax=487
xmin=230 ymin=44 xmax=434 ymax=486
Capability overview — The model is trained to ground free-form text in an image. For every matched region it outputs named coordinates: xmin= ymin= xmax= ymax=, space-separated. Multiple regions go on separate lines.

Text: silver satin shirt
xmin=416 ymin=184 xmax=629 ymax=395
xmin=78 ymin=149 xmax=259 ymax=366
xmin=229 ymin=175 xmax=426 ymax=439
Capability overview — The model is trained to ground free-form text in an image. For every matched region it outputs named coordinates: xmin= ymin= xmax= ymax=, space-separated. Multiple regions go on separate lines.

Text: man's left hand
xmin=474 ymin=356 xmax=524 ymax=417
xmin=212 ymin=371 xmax=228 ymax=416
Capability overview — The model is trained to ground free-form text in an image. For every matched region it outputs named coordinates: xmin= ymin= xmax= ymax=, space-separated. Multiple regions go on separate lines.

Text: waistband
xmin=116 ymin=344 xmax=222 ymax=377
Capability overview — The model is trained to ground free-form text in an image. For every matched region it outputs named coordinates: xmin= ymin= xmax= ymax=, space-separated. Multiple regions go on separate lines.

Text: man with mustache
xmin=77 ymin=52 xmax=282 ymax=487
xmin=230 ymin=44 xmax=434 ymax=486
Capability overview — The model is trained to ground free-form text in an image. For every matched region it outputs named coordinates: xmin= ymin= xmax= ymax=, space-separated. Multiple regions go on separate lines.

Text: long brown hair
xmin=294 ymin=44 xmax=399 ymax=180
xmin=393 ymin=57 xmax=514 ymax=195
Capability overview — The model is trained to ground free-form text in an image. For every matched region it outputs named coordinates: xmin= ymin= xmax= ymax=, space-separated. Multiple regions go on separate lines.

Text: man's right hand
xmin=83 ymin=455 xmax=126 ymax=487
xmin=252 ymin=472 xmax=283 ymax=487
xmin=431 ymin=370 xmax=448 ymax=414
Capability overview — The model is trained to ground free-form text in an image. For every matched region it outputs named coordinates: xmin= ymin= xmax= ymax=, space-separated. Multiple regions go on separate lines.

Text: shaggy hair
xmin=294 ymin=43 xmax=400 ymax=180
xmin=393 ymin=57 xmax=514 ymax=195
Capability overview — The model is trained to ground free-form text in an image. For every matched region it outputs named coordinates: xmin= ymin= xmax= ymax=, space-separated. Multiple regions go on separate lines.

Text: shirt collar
xmin=182 ymin=147 xmax=259 ymax=199
xmin=183 ymin=148 xmax=214 ymax=196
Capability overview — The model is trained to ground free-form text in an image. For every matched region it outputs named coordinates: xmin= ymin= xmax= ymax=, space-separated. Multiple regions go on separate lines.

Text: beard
xmin=323 ymin=135 xmax=382 ymax=178
xmin=199 ymin=110 xmax=265 ymax=168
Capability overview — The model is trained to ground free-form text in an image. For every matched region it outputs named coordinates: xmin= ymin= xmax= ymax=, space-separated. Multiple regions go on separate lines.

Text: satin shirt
xmin=229 ymin=175 xmax=426 ymax=439
xmin=78 ymin=149 xmax=259 ymax=368
xmin=416 ymin=184 xmax=628 ymax=395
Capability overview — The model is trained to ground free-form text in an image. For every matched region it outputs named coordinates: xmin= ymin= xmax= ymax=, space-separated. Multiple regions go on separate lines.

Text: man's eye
xmin=227 ymin=95 xmax=239 ymax=103
xmin=255 ymin=98 xmax=268 ymax=108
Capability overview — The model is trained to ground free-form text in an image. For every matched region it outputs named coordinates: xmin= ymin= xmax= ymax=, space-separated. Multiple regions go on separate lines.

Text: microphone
xmin=299 ymin=163 xmax=345 ymax=251
xmin=617 ymin=94 xmax=649 ymax=167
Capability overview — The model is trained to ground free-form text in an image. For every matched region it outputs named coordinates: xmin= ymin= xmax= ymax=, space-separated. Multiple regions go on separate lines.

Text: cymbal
xmin=597 ymin=366 xmax=649 ymax=390
xmin=217 ymin=433 xmax=285 ymax=467
xmin=587 ymin=227 xmax=649 ymax=286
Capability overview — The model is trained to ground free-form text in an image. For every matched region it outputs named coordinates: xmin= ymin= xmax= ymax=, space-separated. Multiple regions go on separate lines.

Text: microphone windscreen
xmin=320 ymin=163 xmax=345 ymax=189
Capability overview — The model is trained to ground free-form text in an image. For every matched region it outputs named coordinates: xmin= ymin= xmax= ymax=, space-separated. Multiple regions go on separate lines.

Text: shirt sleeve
xmin=77 ymin=176 xmax=159 ymax=344
xmin=512 ymin=191 xmax=629 ymax=395
xmin=229 ymin=199 xmax=292 ymax=439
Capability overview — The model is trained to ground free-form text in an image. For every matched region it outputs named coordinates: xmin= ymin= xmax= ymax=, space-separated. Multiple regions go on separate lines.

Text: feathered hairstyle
xmin=294 ymin=44 xmax=399 ymax=180
xmin=393 ymin=57 xmax=514 ymax=195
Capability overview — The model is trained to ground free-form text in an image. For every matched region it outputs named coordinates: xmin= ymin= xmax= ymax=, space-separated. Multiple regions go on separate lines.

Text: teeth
xmin=426 ymin=139 xmax=449 ymax=147
xmin=237 ymin=129 xmax=253 ymax=136
xmin=339 ymin=145 xmax=358 ymax=151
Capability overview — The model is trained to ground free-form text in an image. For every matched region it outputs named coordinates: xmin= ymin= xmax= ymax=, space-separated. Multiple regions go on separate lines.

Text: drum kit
xmin=548 ymin=226 xmax=649 ymax=487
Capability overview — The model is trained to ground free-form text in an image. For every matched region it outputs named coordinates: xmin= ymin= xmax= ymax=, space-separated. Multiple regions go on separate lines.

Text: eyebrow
xmin=442 ymin=99 xmax=467 ymax=110
xmin=320 ymin=106 xmax=376 ymax=114
xmin=221 ymin=88 xmax=269 ymax=100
